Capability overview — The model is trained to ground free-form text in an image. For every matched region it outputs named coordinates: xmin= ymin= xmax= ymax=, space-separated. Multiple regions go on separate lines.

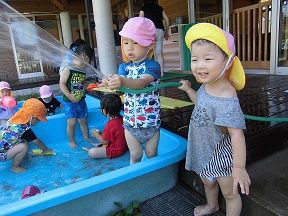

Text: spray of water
xmin=0 ymin=0 xmax=104 ymax=78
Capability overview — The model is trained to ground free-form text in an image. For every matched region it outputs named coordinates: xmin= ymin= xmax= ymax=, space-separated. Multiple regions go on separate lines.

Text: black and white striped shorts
xmin=199 ymin=135 xmax=232 ymax=180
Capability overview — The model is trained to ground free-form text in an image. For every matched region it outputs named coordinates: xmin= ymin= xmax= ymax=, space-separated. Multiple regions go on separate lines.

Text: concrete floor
xmin=243 ymin=148 xmax=288 ymax=216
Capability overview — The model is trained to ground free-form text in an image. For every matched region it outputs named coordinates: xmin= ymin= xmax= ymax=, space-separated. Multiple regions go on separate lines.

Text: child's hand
xmin=232 ymin=167 xmax=251 ymax=195
xmin=90 ymin=128 xmax=100 ymax=138
xmin=99 ymin=78 xmax=109 ymax=87
xmin=178 ymin=80 xmax=192 ymax=92
xmin=69 ymin=94 xmax=79 ymax=103
xmin=108 ymin=74 xmax=122 ymax=90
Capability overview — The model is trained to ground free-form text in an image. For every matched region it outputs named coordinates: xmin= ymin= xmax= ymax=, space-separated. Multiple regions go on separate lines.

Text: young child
xmin=0 ymin=81 xmax=17 ymax=125
xmin=38 ymin=85 xmax=62 ymax=116
xmin=178 ymin=23 xmax=250 ymax=216
xmin=0 ymin=98 xmax=47 ymax=173
xmin=105 ymin=17 xmax=161 ymax=164
xmin=83 ymin=94 xmax=127 ymax=158
xmin=59 ymin=43 xmax=94 ymax=148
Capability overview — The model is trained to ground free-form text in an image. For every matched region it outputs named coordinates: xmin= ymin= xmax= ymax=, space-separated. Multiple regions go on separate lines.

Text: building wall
xmin=0 ymin=25 xmax=18 ymax=81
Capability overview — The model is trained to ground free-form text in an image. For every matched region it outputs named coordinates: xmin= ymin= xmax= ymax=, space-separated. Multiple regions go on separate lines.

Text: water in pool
xmin=0 ymin=134 xmax=130 ymax=207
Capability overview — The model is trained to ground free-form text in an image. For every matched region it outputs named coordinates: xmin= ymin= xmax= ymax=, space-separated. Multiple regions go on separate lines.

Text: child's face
xmin=42 ymin=96 xmax=52 ymax=103
xmin=190 ymin=43 xmax=228 ymax=84
xmin=1 ymin=89 xmax=11 ymax=97
xmin=79 ymin=53 xmax=91 ymax=63
xmin=122 ymin=37 xmax=152 ymax=63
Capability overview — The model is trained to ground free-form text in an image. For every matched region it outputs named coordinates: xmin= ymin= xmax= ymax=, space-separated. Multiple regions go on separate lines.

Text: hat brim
xmin=40 ymin=92 xmax=52 ymax=99
xmin=9 ymin=110 xmax=30 ymax=124
xmin=227 ymin=57 xmax=245 ymax=91
xmin=0 ymin=87 xmax=11 ymax=90
xmin=119 ymin=30 xmax=152 ymax=47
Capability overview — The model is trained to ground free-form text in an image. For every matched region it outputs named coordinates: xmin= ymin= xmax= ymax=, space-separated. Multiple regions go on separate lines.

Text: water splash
xmin=0 ymin=0 xmax=104 ymax=78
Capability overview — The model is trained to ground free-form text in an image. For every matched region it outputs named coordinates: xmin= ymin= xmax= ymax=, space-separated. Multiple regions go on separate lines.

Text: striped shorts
xmin=199 ymin=135 xmax=232 ymax=180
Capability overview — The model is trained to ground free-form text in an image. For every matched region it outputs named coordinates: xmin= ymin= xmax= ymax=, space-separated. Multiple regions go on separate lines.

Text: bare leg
xmin=217 ymin=176 xmax=242 ymax=216
xmin=78 ymin=118 xmax=89 ymax=140
xmin=145 ymin=130 xmax=160 ymax=159
xmin=194 ymin=177 xmax=219 ymax=216
xmin=67 ymin=118 xmax=77 ymax=147
xmin=6 ymin=142 xmax=28 ymax=173
xmin=86 ymin=147 xmax=107 ymax=158
xmin=125 ymin=129 xmax=143 ymax=164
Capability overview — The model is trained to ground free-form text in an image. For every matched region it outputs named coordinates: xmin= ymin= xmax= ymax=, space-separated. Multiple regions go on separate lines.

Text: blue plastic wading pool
xmin=0 ymin=95 xmax=187 ymax=216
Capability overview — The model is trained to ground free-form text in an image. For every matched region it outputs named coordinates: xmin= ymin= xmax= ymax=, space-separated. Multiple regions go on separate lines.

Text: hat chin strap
xmin=213 ymin=55 xmax=233 ymax=83
xmin=29 ymin=115 xmax=33 ymax=127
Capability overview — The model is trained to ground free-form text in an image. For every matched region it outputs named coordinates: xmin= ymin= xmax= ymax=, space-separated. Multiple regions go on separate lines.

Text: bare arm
xmin=59 ymin=68 xmax=77 ymax=102
xmin=228 ymin=127 xmax=251 ymax=195
xmin=162 ymin=11 xmax=170 ymax=40
xmin=139 ymin=10 xmax=144 ymax=17
xmin=33 ymin=138 xmax=50 ymax=152
xmin=108 ymin=74 xmax=154 ymax=90
xmin=91 ymin=130 xmax=109 ymax=145
xmin=178 ymin=80 xmax=197 ymax=103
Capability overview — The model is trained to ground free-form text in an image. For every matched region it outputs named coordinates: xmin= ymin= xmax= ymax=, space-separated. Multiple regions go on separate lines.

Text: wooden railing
xmin=198 ymin=13 xmax=223 ymax=29
xmin=201 ymin=1 xmax=272 ymax=69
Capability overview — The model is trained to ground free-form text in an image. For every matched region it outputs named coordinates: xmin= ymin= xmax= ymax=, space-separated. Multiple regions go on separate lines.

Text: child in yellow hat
xmin=0 ymin=98 xmax=47 ymax=173
xmin=178 ymin=23 xmax=250 ymax=216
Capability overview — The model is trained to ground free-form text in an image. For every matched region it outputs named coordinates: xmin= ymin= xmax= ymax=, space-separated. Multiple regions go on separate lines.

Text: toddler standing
xmin=59 ymin=43 xmax=94 ymax=148
xmin=106 ymin=17 xmax=161 ymax=164
xmin=178 ymin=23 xmax=250 ymax=216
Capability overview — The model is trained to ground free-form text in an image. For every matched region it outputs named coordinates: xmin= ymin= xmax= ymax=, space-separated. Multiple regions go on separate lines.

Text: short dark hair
xmin=70 ymin=39 xmax=87 ymax=50
xmin=72 ymin=44 xmax=94 ymax=62
xmin=100 ymin=94 xmax=123 ymax=118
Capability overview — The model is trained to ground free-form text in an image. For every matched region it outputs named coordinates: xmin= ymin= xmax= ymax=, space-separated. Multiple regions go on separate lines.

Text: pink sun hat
xmin=39 ymin=85 xmax=53 ymax=99
xmin=0 ymin=81 xmax=11 ymax=90
xmin=21 ymin=185 xmax=41 ymax=199
xmin=119 ymin=17 xmax=156 ymax=47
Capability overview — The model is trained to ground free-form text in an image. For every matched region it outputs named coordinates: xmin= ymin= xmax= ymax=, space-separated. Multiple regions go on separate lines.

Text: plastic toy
xmin=1 ymin=96 xmax=17 ymax=108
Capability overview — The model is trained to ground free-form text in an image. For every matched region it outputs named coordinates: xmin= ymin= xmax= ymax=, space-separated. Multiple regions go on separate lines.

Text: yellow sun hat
xmin=185 ymin=23 xmax=245 ymax=91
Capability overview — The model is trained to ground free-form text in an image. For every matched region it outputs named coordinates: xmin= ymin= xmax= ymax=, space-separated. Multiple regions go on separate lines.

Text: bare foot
xmin=84 ymin=138 xmax=99 ymax=146
xmin=69 ymin=142 xmax=77 ymax=148
xmin=11 ymin=166 xmax=26 ymax=173
xmin=82 ymin=147 xmax=89 ymax=152
xmin=194 ymin=205 xmax=219 ymax=216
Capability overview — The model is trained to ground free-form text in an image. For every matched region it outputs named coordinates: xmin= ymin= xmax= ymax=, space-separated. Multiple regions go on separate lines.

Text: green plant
xmin=15 ymin=93 xmax=40 ymax=101
xmin=110 ymin=201 xmax=142 ymax=216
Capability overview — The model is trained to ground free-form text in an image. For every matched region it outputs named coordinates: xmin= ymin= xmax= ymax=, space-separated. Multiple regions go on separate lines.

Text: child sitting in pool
xmin=0 ymin=98 xmax=47 ymax=173
xmin=82 ymin=94 xmax=127 ymax=158
xmin=0 ymin=81 xmax=17 ymax=125
xmin=38 ymin=85 xmax=62 ymax=116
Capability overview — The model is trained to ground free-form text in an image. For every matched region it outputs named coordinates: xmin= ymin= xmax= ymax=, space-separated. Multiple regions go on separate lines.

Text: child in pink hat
xmin=38 ymin=85 xmax=62 ymax=116
xmin=103 ymin=17 xmax=161 ymax=165
xmin=0 ymin=81 xmax=17 ymax=125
